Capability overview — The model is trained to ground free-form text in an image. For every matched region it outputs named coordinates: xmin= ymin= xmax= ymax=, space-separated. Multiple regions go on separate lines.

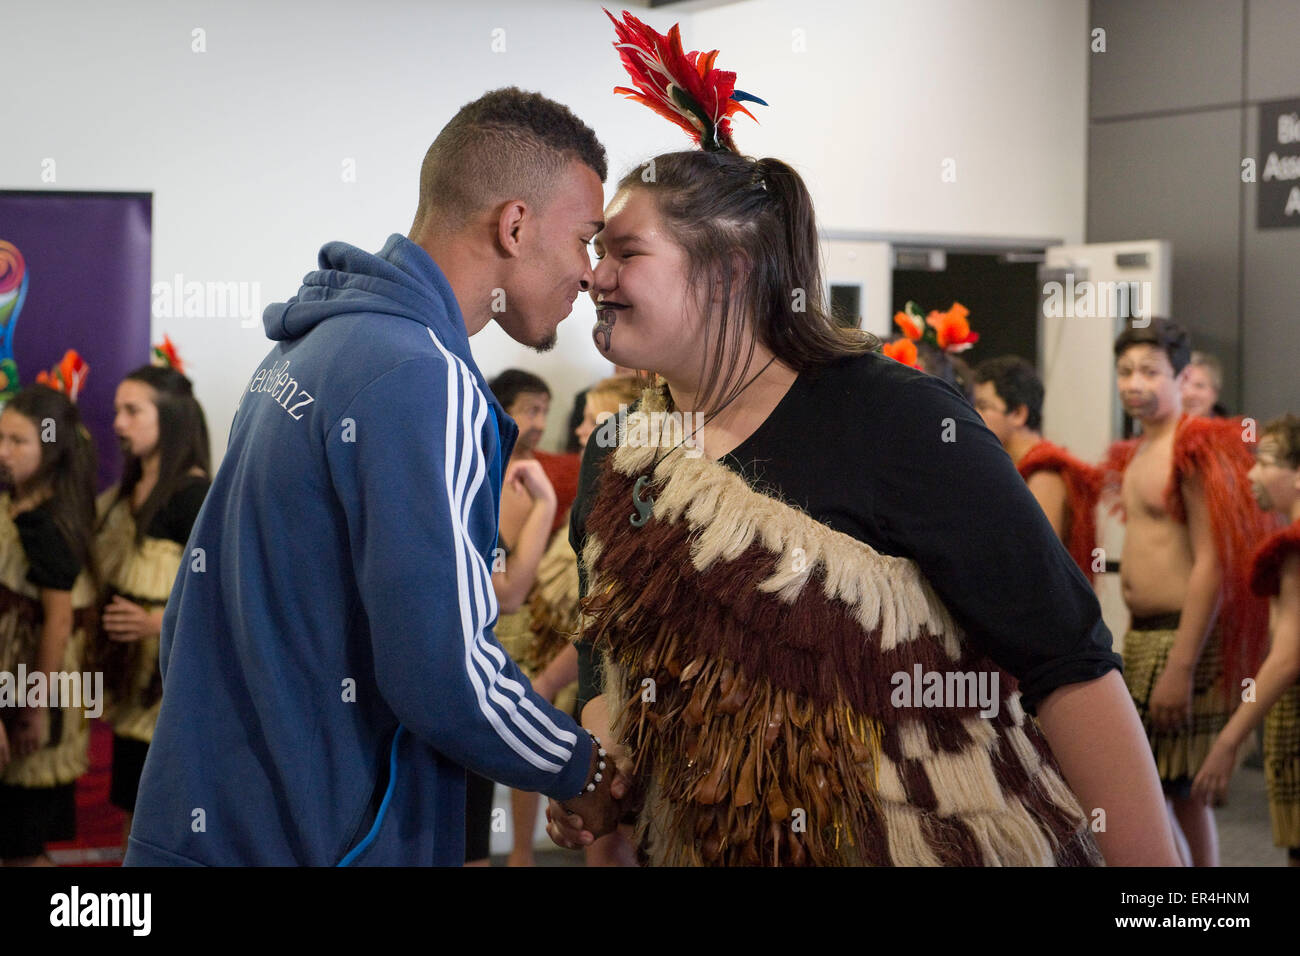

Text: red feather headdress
xmin=35 ymin=349 xmax=89 ymax=403
xmin=152 ymin=334 xmax=186 ymax=374
xmin=605 ymin=8 xmax=767 ymax=152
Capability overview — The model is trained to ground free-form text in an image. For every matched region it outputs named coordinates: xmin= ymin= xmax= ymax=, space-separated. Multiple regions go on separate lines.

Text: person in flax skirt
xmin=0 ymin=380 xmax=99 ymax=865
xmin=1194 ymin=414 xmax=1300 ymax=865
xmin=92 ymin=352 xmax=210 ymax=849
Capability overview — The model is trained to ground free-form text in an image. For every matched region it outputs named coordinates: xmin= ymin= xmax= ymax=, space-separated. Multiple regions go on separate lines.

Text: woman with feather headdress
xmin=544 ymin=9 xmax=1181 ymax=867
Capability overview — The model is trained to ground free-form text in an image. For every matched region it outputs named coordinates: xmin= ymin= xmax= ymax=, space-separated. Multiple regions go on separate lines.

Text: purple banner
xmin=0 ymin=191 xmax=153 ymax=490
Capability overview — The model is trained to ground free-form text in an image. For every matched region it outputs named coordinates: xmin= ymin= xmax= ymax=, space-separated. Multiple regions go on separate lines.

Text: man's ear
xmin=1008 ymin=402 xmax=1029 ymax=429
xmin=495 ymin=200 xmax=529 ymax=258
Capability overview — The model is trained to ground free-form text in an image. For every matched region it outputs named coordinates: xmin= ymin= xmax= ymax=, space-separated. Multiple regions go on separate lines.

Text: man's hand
xmin=556 ymin=774 xmax=623 ymax=840
xmin=1148 ymin=662 xmax=1194 ymax=730
xmin=505 ymin=459 xmax=557 ymax=508
xmin=102 ymin=596 xmax=160 ymax=643
xmin=546 ymin=696 xmax=635 ymax=848
xmin=545 ymin=763 xmax=632 ymax=848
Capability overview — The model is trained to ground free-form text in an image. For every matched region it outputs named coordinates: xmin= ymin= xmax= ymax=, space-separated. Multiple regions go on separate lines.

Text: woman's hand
xmin=10 ymin=707 xmax=49 ymax=757
xmin=102 ymin=596 xmax=161 ymax=643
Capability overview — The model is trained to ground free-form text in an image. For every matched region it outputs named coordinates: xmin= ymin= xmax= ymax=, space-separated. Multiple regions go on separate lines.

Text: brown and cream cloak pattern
xmin=580 ymin=387 xmax=1103 ymax=867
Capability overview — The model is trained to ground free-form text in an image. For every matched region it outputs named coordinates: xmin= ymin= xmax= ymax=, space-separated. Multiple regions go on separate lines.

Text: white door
xmin=821 ymin=240 xmax=894 ymax=337
xmin=1039 ymin=240 xmax=1172 ymax=650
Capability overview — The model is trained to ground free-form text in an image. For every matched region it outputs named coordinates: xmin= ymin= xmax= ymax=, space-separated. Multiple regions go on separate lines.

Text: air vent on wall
xmin=893 ymin=248 xmax=947 ymax=272
xmin=1114 ymin=251 xmax=1150 ymax=269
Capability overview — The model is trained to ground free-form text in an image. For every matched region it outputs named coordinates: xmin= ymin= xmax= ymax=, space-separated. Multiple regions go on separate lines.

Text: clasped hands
xmin=102 ymin=595 xmax=163 ymax=643
xmin=546 ymin=696 xmax=635 ymax=848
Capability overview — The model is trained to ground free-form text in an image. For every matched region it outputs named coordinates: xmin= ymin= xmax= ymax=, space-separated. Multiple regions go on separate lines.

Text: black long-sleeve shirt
xmin=571 ymin=350 xmax=1120 ymax=715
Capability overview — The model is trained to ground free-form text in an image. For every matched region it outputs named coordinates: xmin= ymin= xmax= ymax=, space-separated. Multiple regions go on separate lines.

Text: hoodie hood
xmin=261 ymin=233 xmax=509 ymax=457
xmin=264 ymin=233 xmax=467 ymax=352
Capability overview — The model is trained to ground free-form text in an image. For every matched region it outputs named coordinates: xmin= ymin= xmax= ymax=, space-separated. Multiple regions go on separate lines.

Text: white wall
xmin=3 ymin=0 xmax=1088 ymax=459
xmin=694 ymin=0 xmax=1089 ymax=240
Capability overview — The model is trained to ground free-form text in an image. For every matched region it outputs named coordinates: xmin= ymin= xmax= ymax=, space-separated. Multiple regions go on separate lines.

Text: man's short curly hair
xmin=1113 ymin=317 xmax=1191 ymax=376
xmin=974 ymin=355 xmax=1044 ymax=431
xmin=414 ymin=87 xmax=607 ymax=232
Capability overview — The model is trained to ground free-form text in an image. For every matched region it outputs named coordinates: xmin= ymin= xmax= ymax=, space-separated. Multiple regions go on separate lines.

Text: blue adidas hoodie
xmin=124 ymin=235 xmax=593 ymax=866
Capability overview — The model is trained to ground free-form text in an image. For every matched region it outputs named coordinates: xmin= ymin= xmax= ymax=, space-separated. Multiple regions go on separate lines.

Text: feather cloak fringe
xmin=1017 ymin=440 xmax=1103 ymax=582
xmin=580 ymin=387 xmax=1103 ymax=867
xmin=1251 ymin=520 xmax=1300 ymax=598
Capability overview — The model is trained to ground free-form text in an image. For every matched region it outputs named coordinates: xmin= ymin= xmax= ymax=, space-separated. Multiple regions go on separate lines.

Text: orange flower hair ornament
xmin=605 ymin=8 xmax=767 ymax=152
xmin=881 ymin=338 xmax=920 ymax=369
xmin=152 ymin=334 xmax=185 ymax=374
xmin=890 ymin=300 xmax=980 ymax=355
xmin=35 ymin=349 xmax=89 ymax=403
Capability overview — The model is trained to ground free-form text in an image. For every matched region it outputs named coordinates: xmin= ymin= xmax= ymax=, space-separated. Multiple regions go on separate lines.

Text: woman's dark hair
xmin=565 ymin=389 xmax=587 ymax=453
xmin=4 ymin=384 xmax=98 ymax=578
xmin=917 ymin=342 xmax=975 ymax=403
xmin=617 ymin=150 xmax=879 ymax=415
xmin=974 ymin=355 xmax=1044 ymax=431
xmin=108 ymin=365 xmax=210 ymax=545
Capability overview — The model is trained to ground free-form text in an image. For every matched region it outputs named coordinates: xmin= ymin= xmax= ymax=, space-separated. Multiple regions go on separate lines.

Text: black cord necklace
xmin=630 ymin=354 xmax=779 ymax=528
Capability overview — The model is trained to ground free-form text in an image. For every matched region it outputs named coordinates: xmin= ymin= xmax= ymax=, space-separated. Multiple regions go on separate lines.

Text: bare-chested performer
xmin=1104 ymin=318 xmax=1273 ymax=866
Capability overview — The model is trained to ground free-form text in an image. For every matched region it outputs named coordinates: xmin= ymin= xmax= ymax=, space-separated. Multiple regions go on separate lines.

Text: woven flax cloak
xmin=90 ymin=489 xmax=185 ymax=743
xmin=580 ymin=388 xmax=1103 ymax=866
xmin=0 ymin=498 xmax=98 ymax=788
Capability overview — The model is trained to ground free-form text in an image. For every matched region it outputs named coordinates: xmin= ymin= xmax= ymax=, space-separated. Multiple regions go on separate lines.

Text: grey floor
xmin=1217 ymin=764 xmax=1289 ymax=866
xmin=496 ymin=764 xmax=1290 ymax=867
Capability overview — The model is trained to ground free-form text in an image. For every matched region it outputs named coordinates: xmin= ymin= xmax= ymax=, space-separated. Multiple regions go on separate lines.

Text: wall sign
xmin=1259 ymin=99 xmax=1300 ymax=228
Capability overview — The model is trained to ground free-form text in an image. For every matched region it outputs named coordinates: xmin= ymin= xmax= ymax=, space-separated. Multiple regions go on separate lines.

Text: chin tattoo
xmin=594 ymin=308 xmax=617 ymax=352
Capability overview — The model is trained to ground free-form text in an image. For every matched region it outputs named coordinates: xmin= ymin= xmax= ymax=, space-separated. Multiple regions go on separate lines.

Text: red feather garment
xmin=1251 ymin=520 xmax=1300 ymax=598
xmin=1017 ymin=439 xmax=1103 ymax=582
xmin=1102 ymin=415 xmax=1279 ymax=696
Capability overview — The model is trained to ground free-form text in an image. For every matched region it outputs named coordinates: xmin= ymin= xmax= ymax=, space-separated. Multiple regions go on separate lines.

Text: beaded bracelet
xmin=584 ymin=732 xmax=607 ymax=793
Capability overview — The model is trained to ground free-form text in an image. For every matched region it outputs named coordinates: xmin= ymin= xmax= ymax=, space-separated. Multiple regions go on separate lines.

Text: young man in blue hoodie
xmin=123 ymin=88 xmax=621 ymax=866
